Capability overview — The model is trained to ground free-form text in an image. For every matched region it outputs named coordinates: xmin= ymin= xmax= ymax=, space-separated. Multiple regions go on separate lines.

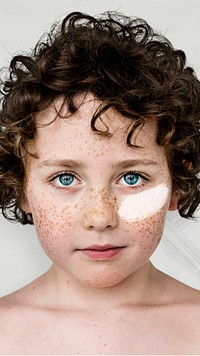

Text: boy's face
xmin=23 ymin=94 xmax=176 ymax=288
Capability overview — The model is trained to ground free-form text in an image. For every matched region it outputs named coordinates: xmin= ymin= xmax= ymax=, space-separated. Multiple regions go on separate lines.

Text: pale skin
xmin=0 ymin=93 xmax=200 ymax=355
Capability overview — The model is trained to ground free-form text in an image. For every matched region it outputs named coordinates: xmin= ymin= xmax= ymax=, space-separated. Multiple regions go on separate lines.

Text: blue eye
xmin=123 ymin=173 xmax=140 ymax=185
xmin=52 ymin=173 xmax=77 ymax=187
xmin=118 ymin=172 xmax=146 ymax=187
xmin=59 ymin=174 xmax=74 ymax=186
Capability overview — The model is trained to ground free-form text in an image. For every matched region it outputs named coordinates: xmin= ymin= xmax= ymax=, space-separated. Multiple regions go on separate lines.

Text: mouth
xmin=77 ymin=245 xmax=126 ymax=260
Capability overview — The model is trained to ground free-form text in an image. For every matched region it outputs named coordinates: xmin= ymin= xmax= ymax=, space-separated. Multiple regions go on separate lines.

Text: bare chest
xmin=1 ymin=307 xmax=200 ymax=354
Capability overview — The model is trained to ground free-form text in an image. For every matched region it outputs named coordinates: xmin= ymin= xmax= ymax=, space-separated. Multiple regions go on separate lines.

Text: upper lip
xmin=79 ymin=244 xmax=124 ymax=251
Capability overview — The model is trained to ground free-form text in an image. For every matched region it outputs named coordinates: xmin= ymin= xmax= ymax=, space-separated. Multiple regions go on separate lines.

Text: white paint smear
xmin=118 ymin=183 xmax=170 ymax=222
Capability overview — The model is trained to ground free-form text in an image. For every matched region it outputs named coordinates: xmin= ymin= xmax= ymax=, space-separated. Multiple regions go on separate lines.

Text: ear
xmin=182 ymin=159 xmax=193 ymax=170
xmin=20 ymin=195 xmax=31 ymax=214
xmin=168 ymin=190 xmax=179 ymax=211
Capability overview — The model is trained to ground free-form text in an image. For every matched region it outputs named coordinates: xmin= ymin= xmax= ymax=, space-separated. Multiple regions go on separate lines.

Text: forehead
xmin=33 ymin=94 xmax=161 ymax=158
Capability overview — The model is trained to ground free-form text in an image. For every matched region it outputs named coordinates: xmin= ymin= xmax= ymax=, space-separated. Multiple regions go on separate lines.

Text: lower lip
xmin=80 ymin=247 xmax=123 ymax=260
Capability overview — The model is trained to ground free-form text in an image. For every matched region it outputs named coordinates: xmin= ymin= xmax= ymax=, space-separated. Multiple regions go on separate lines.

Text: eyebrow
xmin=37 ymin=159 xmax=86 ymax=169
xmin=37 ymin=158 xmax=159 ymax=170
xmin=112 ymin=159 xmax=159 ymax=169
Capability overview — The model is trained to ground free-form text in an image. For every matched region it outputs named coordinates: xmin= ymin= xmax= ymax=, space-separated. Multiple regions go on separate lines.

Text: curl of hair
xmin=0 ymin=11 xmax=200 ymax=224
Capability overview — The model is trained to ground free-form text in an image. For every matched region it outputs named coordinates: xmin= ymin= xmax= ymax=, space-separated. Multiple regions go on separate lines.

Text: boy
xmin=0 ymin=11 xmax=200 ymax=354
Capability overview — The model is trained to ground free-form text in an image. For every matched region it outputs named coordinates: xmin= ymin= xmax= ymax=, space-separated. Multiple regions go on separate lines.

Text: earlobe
xmin=21 ymin=196 xmax=31 ymax=214
xmin=168 ymin=190 xmax=179 ymax=211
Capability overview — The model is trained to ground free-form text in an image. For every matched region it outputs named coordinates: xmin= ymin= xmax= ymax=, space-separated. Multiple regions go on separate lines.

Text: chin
xmin=76 ymin=271 xmax=127 ymax=288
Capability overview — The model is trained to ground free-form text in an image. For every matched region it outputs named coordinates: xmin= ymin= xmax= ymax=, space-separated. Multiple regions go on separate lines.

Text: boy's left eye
xmin=118 ymin=172 xmax=146 ymax=187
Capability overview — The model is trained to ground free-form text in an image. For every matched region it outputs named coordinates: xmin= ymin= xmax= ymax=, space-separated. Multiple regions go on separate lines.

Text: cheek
xmin=117 ymin=183 xmax=170 ymax=260
xmin=30 ymin=199 xmax=77 ymax=258
xmin=137 ymin=209 xmax=166 ymax=246
xmin=125 ymin=208 xmax=167 ymax=262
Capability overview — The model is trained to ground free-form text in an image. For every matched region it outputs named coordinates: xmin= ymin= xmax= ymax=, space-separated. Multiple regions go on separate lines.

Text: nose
xmin=81 ymin=189 xmax=118 ymax=231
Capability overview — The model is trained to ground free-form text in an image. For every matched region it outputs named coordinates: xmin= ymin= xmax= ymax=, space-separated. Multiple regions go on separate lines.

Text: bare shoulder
xmin=0 ymin=290 xmax=29 ymax=349
xmin=141 ymin=268 xmax=200 ymax=352
xmin=0 ymin=275 xmax=47 ymax=327
xmin=153 ymin=267 xmax=200 ymax=299
xmin=0 ymin=283 xmax=37 ymax=325
xmin=151 ymin=267 xmax=200 ymax=325
xmin=0 ymin=278 xmax=52 ymax=353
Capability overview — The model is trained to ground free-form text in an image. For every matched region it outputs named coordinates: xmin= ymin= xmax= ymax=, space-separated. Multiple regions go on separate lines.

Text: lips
xmin=77 ymin=245 xmax=125 ymax=260
xmin=83 ymin=244 xmax=122 ymax=251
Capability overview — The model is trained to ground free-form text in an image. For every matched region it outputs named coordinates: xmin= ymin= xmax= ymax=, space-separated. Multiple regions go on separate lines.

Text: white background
xmin=0 ymin=0 xmax=200 ymax=297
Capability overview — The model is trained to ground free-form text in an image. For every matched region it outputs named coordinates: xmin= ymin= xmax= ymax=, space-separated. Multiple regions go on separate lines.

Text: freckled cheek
xmin=30 ymin=201 xmax=77 ymax=257
xmin=124 ymin=208 xmax=167 ymax=256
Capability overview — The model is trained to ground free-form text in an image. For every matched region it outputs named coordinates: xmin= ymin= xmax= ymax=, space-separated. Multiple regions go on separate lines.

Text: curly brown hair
xmin=0 ymin=11 xmax=200 ymax=225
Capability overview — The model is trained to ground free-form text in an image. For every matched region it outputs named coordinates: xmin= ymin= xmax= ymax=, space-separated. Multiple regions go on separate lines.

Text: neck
xmin=39 ymin=261 xmax=157 ymax=311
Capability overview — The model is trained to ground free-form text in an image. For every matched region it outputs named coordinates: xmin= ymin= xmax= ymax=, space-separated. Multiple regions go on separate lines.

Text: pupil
xmin=59 ymin=174 xmax=74 ymax=186
xmin=124 ymin=173 xmax=138 ymax=185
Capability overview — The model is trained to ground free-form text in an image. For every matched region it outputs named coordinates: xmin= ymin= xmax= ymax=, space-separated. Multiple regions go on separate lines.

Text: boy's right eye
xmin=51 ymin=173 xmax=79 ymax=188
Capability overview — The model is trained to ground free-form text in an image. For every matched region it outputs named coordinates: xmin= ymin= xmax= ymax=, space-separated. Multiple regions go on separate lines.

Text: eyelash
xmin=49 ymin=171 xmax=80 ymax=190
xmin=117 ymin=171 xmax=148 ymax=189
xmin=49 ymin=170 xmax=149 ymax=191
